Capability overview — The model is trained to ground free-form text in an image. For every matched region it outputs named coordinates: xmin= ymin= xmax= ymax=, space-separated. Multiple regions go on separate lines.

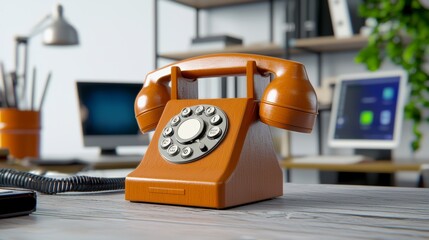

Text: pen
xmin=38 ymin=71 xmax=51 ymax=111
xmin=11 ymin=72 xmax=19 ymax=109
xmin=0 ymin=62 xmax=8 ymax=107
xmin=31 ymin=67 xmax=36 ymax=111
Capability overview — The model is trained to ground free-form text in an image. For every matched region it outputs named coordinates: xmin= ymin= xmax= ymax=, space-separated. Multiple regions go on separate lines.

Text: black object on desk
xmin=0 ymin=189 xmax=36 ymax=218
xmin=0 ymin=168 xmax=125 ymax=194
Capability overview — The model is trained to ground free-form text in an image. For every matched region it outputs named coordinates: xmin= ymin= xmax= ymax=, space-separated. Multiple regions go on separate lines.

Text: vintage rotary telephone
xmin=125 ymin=53 xmax=318 ymax=208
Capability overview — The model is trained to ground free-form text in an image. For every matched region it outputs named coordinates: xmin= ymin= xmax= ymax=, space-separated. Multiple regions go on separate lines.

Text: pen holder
xmin=0 ymin=109 xmax=41 ymax=159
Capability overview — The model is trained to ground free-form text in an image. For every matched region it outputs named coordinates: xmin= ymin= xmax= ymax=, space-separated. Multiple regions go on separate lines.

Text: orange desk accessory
xmin=125 ymin=53 xmax=318 ymax=208
xmin=0 ymin=109 xmax=40 ymax=159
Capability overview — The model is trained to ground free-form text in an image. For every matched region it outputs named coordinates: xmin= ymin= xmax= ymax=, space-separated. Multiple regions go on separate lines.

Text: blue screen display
xmin=77 ymin=82 xmax=141 ymax=136
xmin=333 ymin=76 xmax=400 ymax=140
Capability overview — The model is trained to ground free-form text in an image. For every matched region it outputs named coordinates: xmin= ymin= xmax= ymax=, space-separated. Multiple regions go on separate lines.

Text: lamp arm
xmin=12 ymin=14 xmax=51 ymax=108
xmin=12 ymin=38 xmax=26 ymax=109
xmin=26 ymin=14 xmax=51 ymax=38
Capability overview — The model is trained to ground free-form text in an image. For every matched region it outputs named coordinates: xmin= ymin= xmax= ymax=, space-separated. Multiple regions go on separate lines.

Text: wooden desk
xmin=280 ymin=160 xmax=422 ymax=173
xmin=1 ymin=184 xmax=428 ymax=239
xmin=0 ymin=158 xmax=141 ymax=174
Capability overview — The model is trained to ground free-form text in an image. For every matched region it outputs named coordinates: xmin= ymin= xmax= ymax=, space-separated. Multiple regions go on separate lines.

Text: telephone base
xmin=126 ymin=178 xmax=282 ymax=209
xmin=125 ymin=98 xmax=283 ymax=209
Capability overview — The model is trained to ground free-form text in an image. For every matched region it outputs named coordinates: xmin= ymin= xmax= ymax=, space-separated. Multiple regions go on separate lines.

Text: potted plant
xmin=355 ymin=0 xmax=429 ymax=151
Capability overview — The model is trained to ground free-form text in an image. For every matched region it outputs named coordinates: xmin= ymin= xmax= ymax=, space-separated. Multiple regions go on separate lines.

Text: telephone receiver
xmin=126 ymin=53 xmax=318 ymax=209
xmin=135 ymin=53 xmax=317 ymax=134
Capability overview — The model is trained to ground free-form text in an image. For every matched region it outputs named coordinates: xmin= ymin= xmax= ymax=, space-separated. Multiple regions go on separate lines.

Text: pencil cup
xmin=0 ymin=109 xmax=41 ymax=159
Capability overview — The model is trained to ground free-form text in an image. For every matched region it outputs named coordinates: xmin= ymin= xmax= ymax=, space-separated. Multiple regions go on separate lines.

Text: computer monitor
xmin=328 ymin=71 xmax=407 ymax=150
xmin=76 ymin=81 xmax=149 ymax=156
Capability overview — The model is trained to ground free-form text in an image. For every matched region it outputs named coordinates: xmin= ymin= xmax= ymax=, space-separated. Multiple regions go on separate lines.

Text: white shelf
xmin=171 ymin=0 xmax=265 ymax=8
xmin=159 ymin=36 xmax=368 ymax=61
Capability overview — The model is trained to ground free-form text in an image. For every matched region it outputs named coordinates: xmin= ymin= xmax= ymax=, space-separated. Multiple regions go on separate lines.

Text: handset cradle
xmin=125 ymin=53 xmax=318 ymax=209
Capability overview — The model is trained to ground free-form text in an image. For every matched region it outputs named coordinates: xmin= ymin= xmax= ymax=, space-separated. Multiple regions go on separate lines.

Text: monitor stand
xmin=337 ymin=149 xmax=393 ymax=186
xmin=100 ymin=148 xmax=119 ymax=156
xmin=97 ymin=148 xmax=143 ymax=163
xmin=354 ymin=149 xmax=392 ymax=160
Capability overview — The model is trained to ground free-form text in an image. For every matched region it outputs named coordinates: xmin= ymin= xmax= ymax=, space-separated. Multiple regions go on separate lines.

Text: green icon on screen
xmin=360 ymin=111 xmax=373 ymax=126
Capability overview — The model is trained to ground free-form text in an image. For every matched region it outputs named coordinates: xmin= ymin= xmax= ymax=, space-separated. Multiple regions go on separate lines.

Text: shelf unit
xmin=155 ymin=0 xmax=368 ymax=63
xmin=159 ymin=43 xmax=285 ymax=61
xmin=292 ymin=35 xmax=367 ymax=52
xmin=155 ymin=0 xmax=277 ymax=68
xmin=159 ymin=35 xmax=368 ymax=61
xmin=154 ymin=0 xmax=368 ymax=155
xmin=171 ymin=0 xmax=266 ymax=9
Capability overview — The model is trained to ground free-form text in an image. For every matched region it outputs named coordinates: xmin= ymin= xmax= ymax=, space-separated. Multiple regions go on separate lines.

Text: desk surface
xmin=1 ymin=183 xmax=428 ymax=239
xmin=281 ymin=160 xmax=422 ymax=173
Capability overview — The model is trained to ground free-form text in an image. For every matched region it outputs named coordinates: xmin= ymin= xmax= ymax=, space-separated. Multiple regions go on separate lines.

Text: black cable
xmin=0 ymin=168 xmax=125 ymax=194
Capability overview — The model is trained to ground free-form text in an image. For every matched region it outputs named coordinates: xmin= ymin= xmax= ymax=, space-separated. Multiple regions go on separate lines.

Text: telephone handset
xmin=126 ymin=53 xmax=318 ymax=209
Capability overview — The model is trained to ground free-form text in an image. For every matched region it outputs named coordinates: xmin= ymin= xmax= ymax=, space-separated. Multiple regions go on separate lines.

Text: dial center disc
xmin=177 ymin=118 xmax=203 ymax=143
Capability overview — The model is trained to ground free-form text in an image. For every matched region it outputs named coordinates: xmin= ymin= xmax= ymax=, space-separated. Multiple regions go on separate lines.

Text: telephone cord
xmin=0 ymin=168 xmax=125 ymax=194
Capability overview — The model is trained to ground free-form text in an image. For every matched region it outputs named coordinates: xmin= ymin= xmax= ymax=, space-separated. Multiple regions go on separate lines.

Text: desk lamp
xmin=10 ymin=4 xmax=79 ymax=108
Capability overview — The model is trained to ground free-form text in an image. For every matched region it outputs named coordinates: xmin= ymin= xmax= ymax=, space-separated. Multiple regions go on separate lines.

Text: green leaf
xmin=386 ymin=41 xmax=401 ymax=60
xmin=411 ymin=139 xmax=420 ymax=151
xmin=403 ymin=43 xmax=418 ymax=64
xmin=367 ymin=57 xmax=381 ymax=71
xmin=404 ymin=102 xmax=422 ymax=121
xmin=413 ymin=123 xmax=423 ymax=138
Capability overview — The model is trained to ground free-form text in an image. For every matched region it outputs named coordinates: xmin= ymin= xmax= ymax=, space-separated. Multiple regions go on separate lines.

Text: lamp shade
xmin=43 ymin=4 xmax=79 ymax=46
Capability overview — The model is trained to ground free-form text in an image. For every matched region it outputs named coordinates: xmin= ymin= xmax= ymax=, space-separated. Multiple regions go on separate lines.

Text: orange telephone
xmin=125 ymin=53 xmax=318 ymax=208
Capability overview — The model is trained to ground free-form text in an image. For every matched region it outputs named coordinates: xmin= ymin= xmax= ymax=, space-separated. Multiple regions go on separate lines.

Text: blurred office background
xmin=0 ymin=0 xmax=428 ymax=184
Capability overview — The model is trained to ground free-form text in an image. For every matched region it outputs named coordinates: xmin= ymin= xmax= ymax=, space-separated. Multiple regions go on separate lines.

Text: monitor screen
xmin=328 ymin=71 xmax=407 ymax=149
xmin=76 ymin=81 xmax=149 ymax=155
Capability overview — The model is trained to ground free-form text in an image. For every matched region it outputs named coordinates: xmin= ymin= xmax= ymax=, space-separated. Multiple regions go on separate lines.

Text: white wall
xmin=1 ymin=0 xmax=428 ymax=167
xmin=0 ymin=0 xmax=156 ymax=157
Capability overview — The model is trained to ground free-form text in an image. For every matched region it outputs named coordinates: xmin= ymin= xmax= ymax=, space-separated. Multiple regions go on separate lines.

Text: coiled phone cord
xmin=0 ymin=168 xmax=125 ymax=194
